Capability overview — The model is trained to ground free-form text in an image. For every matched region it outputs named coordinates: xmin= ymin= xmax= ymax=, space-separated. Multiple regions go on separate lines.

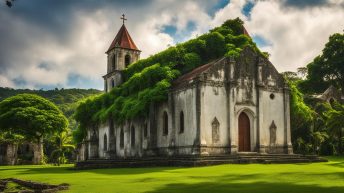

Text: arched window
xmin=112 ymin=54 xmax=116 ymax=71
xmin=131 ymin=126 xmax=135 ymax=147
xmin=179 ymin=111 xmax=184 ymax=133
xmin=120 ymin=129 xmax=124 ymax=149
xmin=111 ymin=79 xmax=115 ymax=88
xmin=143 ymin=123 xmax=148 ymax=138
xmin=103 ymin=133 xmax=108 ymax=151
xmin=125 ymin=54 xmax=131 ymax=67
xmin=163 ymin=111 xmax=168 ymax=136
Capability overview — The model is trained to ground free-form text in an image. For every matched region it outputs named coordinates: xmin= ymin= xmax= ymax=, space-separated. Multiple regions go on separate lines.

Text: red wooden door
xmin=238 ymin=112 xmax=250 ymax=152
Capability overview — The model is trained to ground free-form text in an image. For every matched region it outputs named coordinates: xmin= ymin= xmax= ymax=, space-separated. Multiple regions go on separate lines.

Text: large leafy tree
xmin=301 ymin=33 xmax=344 ymax=94
xmin=0 ymin=94 xmax=68 ymax=164
xmin=284 ymin=77 xmax=316 ymax=154
xmin=325 ymin=102 xmax=344 ymax=154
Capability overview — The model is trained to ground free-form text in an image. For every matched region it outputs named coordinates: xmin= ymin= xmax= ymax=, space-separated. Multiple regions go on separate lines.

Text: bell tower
xmin=103 ymin=14 xmax=141 ymax=92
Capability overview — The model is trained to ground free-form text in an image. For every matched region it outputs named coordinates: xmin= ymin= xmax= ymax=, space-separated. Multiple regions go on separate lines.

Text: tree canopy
xmin=0 ymin=94 xmax=68 ymax=141
xmin=300 ymin=33 xmax=344 ymax=94
xmin=324 ymin=102 xmax=344 ymax=154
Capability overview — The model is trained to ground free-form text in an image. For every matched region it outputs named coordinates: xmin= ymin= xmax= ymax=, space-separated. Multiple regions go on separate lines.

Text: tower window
xmin=179 ymin=111 xmax=184 ymax=133
xmin=131 ymin=126 xmax=135 ymax=147
xmin=125 ymin=54 xmax=131 ymax=67
xmin=120 ymin=129 xmax=124 ymax=149
xmin=163 ymin=111 xmax=168 ymax=136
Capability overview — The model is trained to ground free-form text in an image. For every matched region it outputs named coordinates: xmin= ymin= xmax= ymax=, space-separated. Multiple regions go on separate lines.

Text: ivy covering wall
xmin=73 ymin=18 xmax=265 ymax=143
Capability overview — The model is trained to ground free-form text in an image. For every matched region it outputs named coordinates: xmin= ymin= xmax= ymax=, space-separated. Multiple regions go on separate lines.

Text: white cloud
xmin=0 ymin=0 xmax=343 ymax=90
xmin=0 ymin=75 xmax=15 ymax=88
xmin=246 ymin=0 xmax=344 ymax=71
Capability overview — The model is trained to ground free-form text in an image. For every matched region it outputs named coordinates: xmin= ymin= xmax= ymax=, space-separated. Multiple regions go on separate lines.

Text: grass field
xmin=0 ymin=157 xmax=343 ymax=193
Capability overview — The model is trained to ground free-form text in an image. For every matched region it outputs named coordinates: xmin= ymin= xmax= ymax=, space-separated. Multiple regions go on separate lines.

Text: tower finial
xmin=120 ymin=14 xmax=127 ymax=24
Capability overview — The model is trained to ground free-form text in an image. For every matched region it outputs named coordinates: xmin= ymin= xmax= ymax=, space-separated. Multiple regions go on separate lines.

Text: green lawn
xmin=0 ymin=157 xmax=343 ymax=193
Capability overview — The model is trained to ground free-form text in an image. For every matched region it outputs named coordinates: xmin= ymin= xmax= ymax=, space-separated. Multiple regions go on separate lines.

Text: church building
xmin=79 ymin=15 xmax=295 ymax=164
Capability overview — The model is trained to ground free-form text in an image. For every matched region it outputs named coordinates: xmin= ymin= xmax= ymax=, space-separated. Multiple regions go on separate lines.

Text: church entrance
xmin=238 ymin=112 xmax=250 ymax=152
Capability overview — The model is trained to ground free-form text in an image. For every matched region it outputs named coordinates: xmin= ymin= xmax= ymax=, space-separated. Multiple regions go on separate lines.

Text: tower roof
xmin=106 ymin=24 xmax=140 ymax=53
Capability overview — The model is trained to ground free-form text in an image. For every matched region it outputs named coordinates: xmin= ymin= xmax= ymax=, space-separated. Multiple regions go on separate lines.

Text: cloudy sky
xmin=0 ymin=0 xmax=343 ymax=90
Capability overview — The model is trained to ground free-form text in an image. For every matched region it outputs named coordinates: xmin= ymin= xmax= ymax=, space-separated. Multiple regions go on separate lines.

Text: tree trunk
xmin=5 ymin=143 xmax=18 ymax=165
xmin=32 ymin=137 xmax=44 ymax=165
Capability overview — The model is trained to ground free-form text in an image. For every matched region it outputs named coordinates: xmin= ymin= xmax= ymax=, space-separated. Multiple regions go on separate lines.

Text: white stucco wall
xmin=259 ymin=91 xmax=285 ymax=146
xmin=173 ymin=88 xmax=197 ymax=148
xmin=200 ymin=84 xmax=228 ymax=146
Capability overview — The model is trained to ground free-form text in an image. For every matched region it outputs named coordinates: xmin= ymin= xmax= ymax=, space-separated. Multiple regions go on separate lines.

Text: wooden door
xmin=238 ymin=112 xmax=250 ymax=152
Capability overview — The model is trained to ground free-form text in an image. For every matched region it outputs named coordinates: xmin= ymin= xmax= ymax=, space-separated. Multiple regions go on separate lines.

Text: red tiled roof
xmin=243 ymin=25 xmax=251 ymax=37
xmin=106 ymin=24 xmax=139 ymax=53
xmin=173 ymin=59 xmax=222 ymax=88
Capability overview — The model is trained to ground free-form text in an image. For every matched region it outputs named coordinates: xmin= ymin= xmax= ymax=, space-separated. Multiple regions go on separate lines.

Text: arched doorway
xmin=238 ymin=112 xmax=250 ymax=152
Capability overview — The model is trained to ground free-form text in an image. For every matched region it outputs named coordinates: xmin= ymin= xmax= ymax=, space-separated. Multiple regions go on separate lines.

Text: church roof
xmin=318 ymin=85 xmax=341 ymax=101
xmin=106 ymin=24 xmax=140 ymax=53
xmin=173 ymin=58 xmax=223 ymax=88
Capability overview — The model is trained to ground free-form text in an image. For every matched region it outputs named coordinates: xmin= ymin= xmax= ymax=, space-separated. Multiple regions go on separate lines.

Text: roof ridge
xmin=173 ymin=57 xmax=225 ymax=88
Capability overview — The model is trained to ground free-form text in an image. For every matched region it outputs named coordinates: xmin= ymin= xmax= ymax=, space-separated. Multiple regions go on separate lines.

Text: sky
xmin=0 ymin=0 xmax=343 ymax=90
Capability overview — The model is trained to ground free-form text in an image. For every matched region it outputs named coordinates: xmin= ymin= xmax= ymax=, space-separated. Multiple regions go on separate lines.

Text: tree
xmin=286 ymin=79 xmax=316 ymax=154
xmin=310 ymin=131 xmax=329 ymax=155
xmin=282 ymin=71 xmax=299 ymax=81
xmin=297 ymin=67 xmax=308 ymax=80
xmin=325 ymin=102 xmax=344 ymax=154
xmin=301 ymin=33 xmax=344 ymax=94
xmin=50 ymin=130 xmax=75 ymax=166
xmin=0 ymin=94 xmax=68 ymax=164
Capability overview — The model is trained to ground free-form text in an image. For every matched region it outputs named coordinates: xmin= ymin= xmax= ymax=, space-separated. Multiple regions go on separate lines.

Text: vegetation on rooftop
xmin=74 ymin=18 xmax=264 ymax=143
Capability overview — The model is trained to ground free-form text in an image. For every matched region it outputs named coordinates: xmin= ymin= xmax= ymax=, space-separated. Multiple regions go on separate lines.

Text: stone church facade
xmin=81 ymin=21 xmax=293 ymax=161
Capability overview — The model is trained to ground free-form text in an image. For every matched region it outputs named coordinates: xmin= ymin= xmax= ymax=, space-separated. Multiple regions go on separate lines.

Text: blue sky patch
xmin=162 ymin=25 xmax=177 ymax=37
xmin=161 ymin=21 xmax=196 ymax=43
xmin=67 ymin=73 xmax=102 ymax=90
xmin=242 ymin=1 xmax=255 ymax=17
xmin=252 ymin=35 xmax=272 ymax=48
xmin=208 ymin=0 xmax=229 ymax=17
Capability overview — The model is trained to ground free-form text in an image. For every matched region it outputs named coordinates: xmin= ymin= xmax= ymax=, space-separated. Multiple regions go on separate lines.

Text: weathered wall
xmin=113 ymin=119 xmax=144 ymax=158
xmin=171 ymin=87 xmax=198 ymax=155
xmin=259 ymin=90 xmax=286 ymax=153
xmin=200 ymin=84 xmax=229 ymax=154
xmin=86 ymin=47 xmax=292 ymax=160
xmin=98 ymin=124 xmax=109 ymax=158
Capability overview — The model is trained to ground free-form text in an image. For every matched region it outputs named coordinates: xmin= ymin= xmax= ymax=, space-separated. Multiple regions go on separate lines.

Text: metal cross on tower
xmin=120 ymin=14 xmax=127 ymax=24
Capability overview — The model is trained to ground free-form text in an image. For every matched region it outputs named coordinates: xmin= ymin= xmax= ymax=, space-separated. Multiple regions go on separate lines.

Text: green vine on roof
xmin=73 ymin=18 xmax=263 ymax=143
